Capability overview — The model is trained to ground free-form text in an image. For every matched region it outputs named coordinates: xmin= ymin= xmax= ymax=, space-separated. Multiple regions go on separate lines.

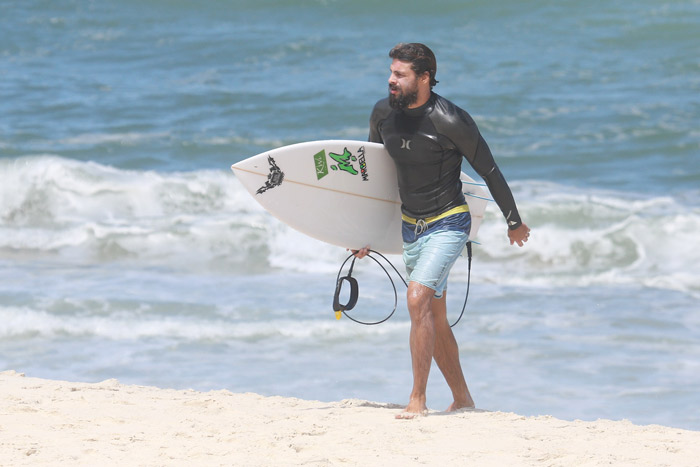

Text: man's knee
xmin=407 ymin=282 xmax=435 ymax=320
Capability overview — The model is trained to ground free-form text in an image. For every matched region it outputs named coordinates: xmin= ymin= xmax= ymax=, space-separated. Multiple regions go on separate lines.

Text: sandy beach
xmin=1 ymin=371 xmax=698 ymax=466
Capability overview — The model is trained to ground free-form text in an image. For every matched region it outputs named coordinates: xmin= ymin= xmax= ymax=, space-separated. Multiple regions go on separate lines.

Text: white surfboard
xmin=231 ymin=140 xmax=490 ymax=255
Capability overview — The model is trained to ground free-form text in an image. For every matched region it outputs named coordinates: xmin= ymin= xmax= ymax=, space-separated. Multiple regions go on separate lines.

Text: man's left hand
xmin=508 ymin=223 xmax=530 ymax=247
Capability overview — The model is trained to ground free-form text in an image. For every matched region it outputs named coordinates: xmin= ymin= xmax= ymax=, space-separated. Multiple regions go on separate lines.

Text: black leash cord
xmin=450 ymin=241 xmax=472 ymax=328
xmin=333 ymin=243 xmax=472 ymax=327
xmin=333 ymin=250 xmax=402 ymax=325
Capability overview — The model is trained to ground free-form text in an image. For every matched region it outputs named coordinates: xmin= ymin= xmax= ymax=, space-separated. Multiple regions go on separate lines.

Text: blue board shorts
xmin=401 ymin=206 xmax=471 ymax=299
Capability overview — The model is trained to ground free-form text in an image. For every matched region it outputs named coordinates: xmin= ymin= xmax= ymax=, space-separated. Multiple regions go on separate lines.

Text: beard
xmin=388 ymin=84 xmax=419 ymax=110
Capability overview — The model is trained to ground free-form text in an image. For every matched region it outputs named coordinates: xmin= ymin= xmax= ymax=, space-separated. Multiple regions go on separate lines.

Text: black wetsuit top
xmin=369 ymin=92 xmax=522 ymax=230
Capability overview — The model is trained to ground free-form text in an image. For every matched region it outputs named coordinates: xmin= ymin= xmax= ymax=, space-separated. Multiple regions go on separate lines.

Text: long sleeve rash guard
xmin=369 ymin=92 xmax=522 ymax=230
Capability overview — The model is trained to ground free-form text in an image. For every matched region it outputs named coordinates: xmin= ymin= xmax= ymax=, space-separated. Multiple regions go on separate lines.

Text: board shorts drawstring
xmin=401 ymin=205 xmax=471 ymax=244
xmin=414 ymin=219 xmax=428 ymax=237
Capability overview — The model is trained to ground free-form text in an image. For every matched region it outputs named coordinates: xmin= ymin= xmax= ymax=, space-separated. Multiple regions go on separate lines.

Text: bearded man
xmin=354 ymin=43 xmax=530 ymax=418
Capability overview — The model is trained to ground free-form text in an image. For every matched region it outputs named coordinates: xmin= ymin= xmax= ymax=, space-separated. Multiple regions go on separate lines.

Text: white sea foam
xmin=0 ymin=303 xmax=408 ymax=341
xmin=58 ymin=132 xmax=170 ymax=146
xmin=1 ymin=156 xmax=698 ymax=293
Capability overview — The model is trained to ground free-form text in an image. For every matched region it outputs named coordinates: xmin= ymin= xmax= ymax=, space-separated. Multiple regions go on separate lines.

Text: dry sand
xmin=1 ymin=370 xmax=698 ymax=466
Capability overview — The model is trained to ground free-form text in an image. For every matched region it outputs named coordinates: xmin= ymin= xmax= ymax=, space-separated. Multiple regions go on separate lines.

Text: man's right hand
xmin=350 ymin=246 xmax=371 ymax=259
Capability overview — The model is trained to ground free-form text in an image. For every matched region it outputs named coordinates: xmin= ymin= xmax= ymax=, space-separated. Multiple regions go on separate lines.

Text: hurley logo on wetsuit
xmin=400 ymin=138 xmax=412 ymax=150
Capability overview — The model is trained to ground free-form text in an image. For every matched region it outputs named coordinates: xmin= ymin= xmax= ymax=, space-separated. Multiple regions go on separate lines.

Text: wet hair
xmin=389 ymin=43 xmax=439 ymax=88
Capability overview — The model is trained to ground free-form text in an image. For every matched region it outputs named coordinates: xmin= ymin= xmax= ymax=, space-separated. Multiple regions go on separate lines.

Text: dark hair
xmin=389 ymin=43 xmax=439 ymax=88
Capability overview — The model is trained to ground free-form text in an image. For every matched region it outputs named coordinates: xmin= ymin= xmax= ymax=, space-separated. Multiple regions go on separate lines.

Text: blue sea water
xmin=1 ymin=0 xmax=699 ymax=430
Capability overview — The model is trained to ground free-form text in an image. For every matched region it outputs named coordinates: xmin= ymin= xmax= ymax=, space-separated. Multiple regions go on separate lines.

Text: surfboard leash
xmin=332 ymin=250 xmax=401 ymax=326
xmin=332 ymin=242 xmax=473 ymax=328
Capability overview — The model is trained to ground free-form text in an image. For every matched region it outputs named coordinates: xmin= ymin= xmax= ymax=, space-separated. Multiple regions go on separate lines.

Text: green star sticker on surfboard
xmin=329 ymin=148 xmax=358 ymax=175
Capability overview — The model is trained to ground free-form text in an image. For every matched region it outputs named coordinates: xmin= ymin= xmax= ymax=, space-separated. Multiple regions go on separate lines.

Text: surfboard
xmin=231 ymin=140 xmax=490 ymax=255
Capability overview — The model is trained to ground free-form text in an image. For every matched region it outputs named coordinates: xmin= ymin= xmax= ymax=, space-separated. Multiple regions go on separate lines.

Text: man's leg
xmin=431 ymin=292 xmax=475 ymax=411
xmin=397 ymin=281 xmax=436 ymax=419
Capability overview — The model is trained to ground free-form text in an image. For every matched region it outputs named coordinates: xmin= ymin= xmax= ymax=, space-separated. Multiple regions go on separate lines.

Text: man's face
xmin=388 ymin=59 xmax=420 ymax=110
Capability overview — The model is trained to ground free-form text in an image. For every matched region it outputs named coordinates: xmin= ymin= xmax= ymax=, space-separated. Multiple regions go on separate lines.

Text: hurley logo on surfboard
xmin=314 ymin=146 xmax=369 ymax=182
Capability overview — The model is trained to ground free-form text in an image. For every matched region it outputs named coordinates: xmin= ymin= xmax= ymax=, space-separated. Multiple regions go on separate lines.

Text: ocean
xmin=1 ymin=0 xmax=699 ymax=430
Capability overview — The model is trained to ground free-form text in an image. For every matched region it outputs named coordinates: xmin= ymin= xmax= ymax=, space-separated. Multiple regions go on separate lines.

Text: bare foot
xmin=396 ymin=398 xmax=428 ymax=419
xmin=395 ymin=409 xmax=428 ymax=419
xmin=446 ymin=400 xmax=476 ymax=412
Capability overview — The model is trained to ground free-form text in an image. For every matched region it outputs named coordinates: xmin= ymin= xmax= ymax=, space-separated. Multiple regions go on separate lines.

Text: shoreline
xmin=2 ymin=370 xmax=699 ymax=466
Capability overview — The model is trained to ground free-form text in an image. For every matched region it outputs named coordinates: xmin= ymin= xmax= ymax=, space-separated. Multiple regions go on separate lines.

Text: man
xmin=354 ymin=43 xmax=530 ymax=418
